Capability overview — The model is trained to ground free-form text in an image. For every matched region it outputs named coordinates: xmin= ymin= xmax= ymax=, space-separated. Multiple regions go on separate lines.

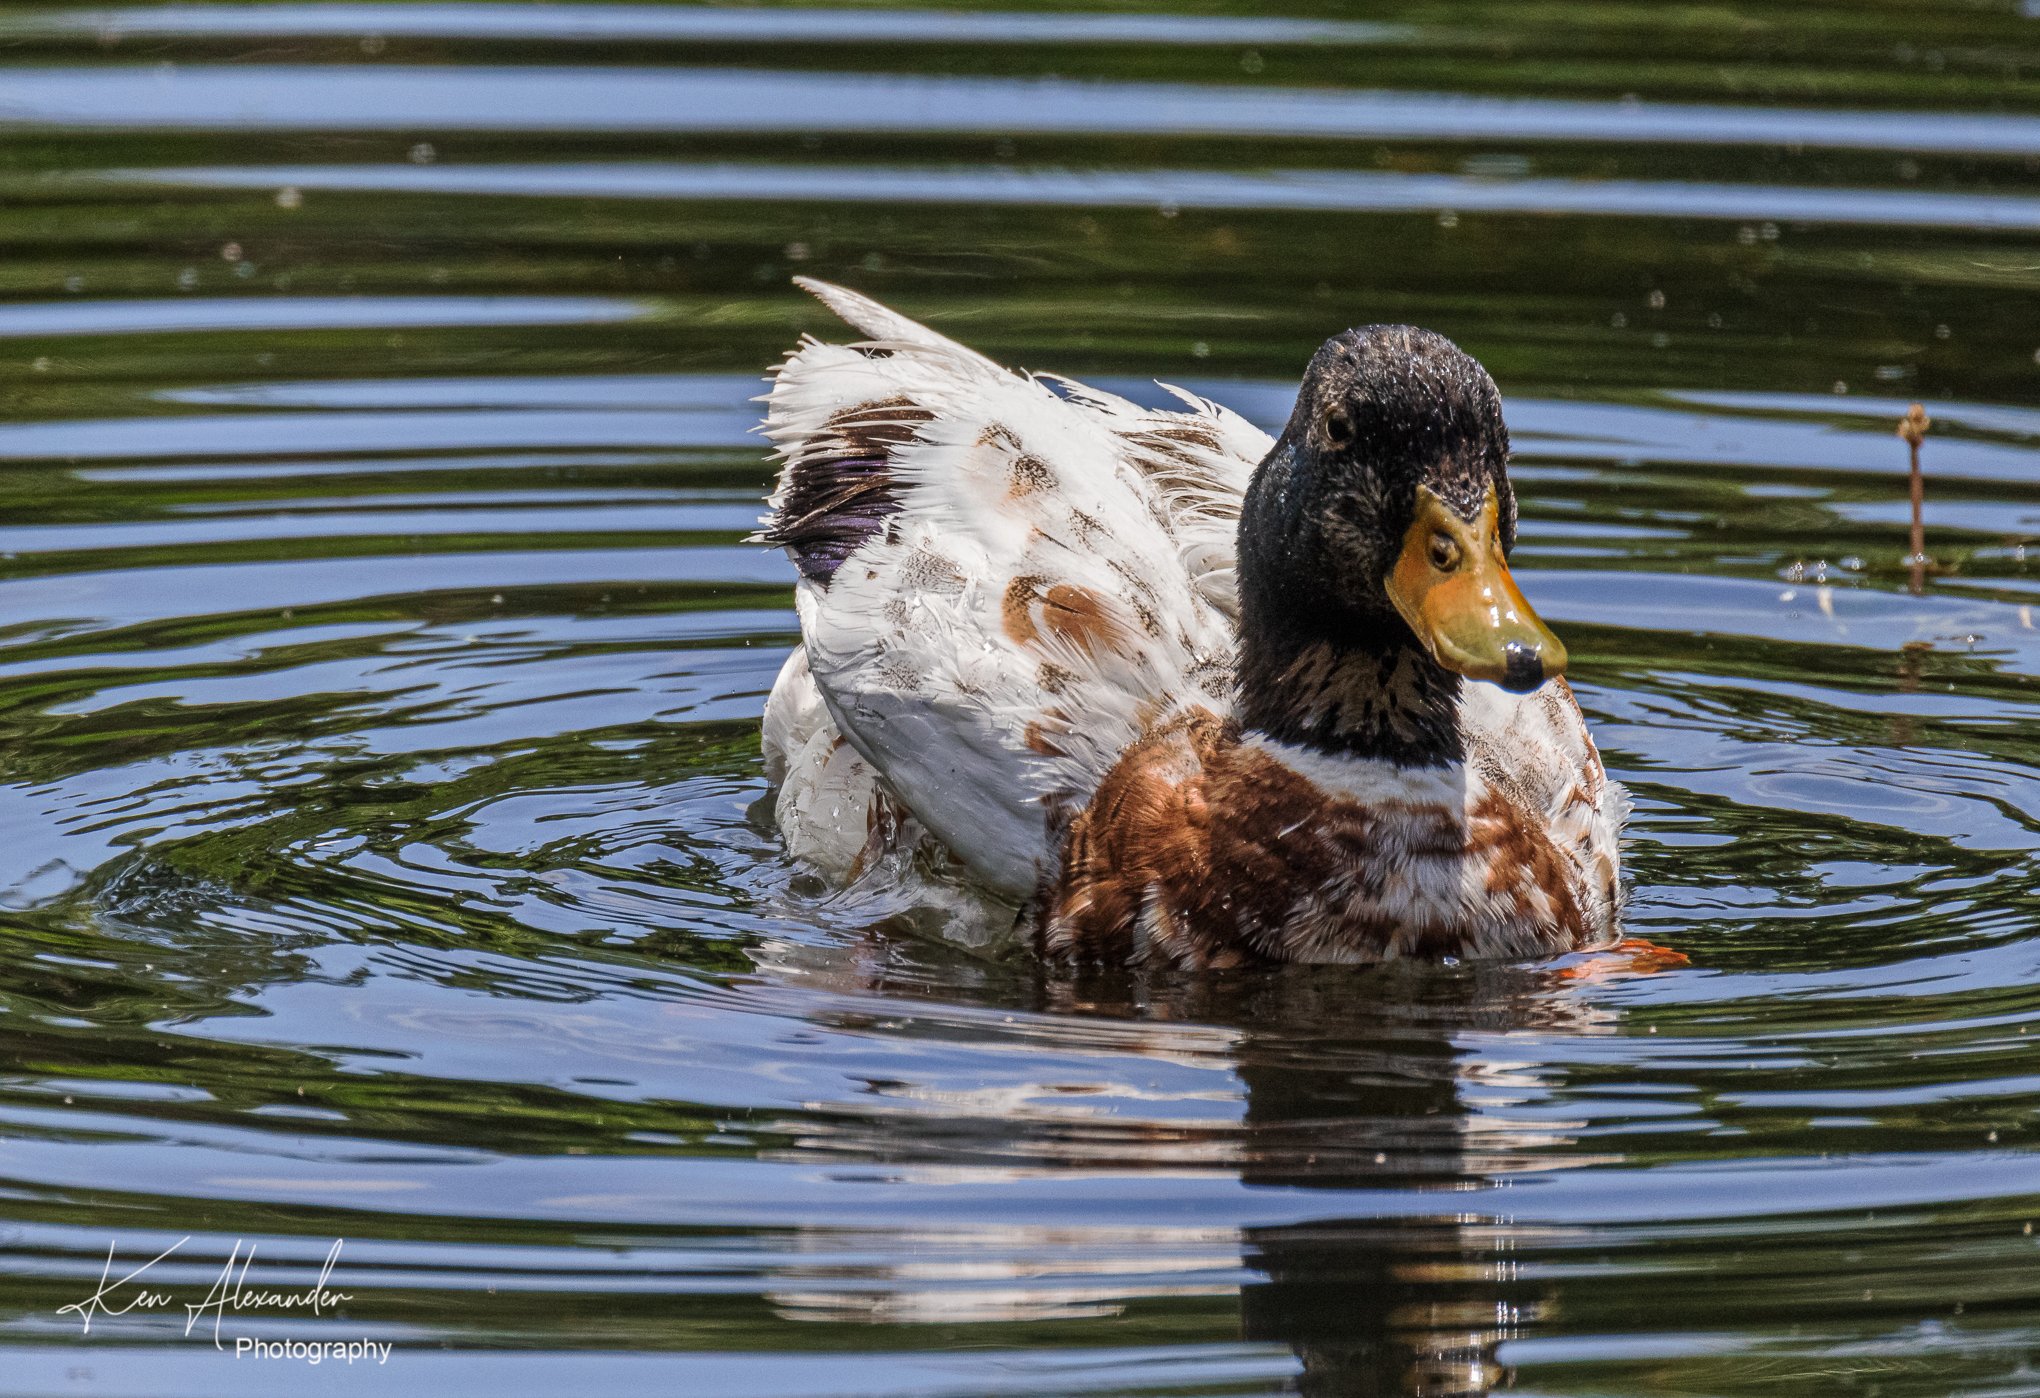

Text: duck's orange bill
xmin=1384 ymin=485 xmax=1566 ymax=694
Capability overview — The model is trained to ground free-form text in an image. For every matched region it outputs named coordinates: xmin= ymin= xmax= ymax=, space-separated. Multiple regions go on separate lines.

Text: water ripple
xmin=1 ymin=67 xmax=2033 ymax=153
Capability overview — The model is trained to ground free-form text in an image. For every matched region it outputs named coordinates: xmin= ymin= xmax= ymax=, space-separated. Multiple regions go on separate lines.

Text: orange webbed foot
xmin=1556 ymin=936 xmax=1690 ymax=982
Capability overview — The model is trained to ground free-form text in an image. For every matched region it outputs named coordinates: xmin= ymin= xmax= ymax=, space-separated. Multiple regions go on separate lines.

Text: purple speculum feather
xmin=783 ymin=456 xmax=901 ymax=584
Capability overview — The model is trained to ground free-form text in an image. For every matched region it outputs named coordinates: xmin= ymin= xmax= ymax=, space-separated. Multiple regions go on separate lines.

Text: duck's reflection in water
xmin=764 ymin=934 xmax=1628 ymax=1396
xmin=1077 ymin=965 xmax=1614 ymax=1397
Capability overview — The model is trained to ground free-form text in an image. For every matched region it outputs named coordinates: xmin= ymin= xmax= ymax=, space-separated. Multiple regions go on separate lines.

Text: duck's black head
xmin=1236 ymin=325 xmax=1564 ymax=764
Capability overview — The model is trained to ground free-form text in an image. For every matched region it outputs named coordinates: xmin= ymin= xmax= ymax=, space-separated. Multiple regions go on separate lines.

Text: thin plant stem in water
xmin=1898 ymin=401 xmax=1930 ymax=596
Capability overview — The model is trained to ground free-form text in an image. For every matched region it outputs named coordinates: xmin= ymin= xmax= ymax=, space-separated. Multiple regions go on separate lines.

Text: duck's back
xmin=758 ymin=280 xmax=1270 ymax=898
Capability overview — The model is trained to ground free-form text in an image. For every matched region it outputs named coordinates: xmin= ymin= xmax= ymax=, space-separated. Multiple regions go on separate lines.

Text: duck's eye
xmin=1324 ymin=407 xmax=1356 ymax=447
xmin=1428 ymin=532 xmax=1462 ymax=572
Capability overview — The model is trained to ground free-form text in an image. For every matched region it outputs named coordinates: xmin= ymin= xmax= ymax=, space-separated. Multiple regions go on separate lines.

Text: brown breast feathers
xmin=1038 ymin=709 xmax=1602 ymax=967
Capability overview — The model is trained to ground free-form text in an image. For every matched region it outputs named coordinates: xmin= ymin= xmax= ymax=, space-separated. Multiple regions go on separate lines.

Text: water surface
xmin=0 ymin=3 xmax=2036 ymax=1395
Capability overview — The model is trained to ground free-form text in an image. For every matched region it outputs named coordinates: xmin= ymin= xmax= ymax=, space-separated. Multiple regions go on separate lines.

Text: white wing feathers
xmin=1040 ymin=374 xmax=1266 ymax=622
xmin=789 ymin=275 xmax=1001 ymax=364
xmin=760 ymin=646 xmax=886 ymax=878
xmin=758 ymin=280 xmax=1268 ymax=898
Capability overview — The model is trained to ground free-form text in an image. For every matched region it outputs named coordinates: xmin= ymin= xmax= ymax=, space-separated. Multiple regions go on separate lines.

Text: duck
xmin=757 ymin=278 xmax=1627 ymax=967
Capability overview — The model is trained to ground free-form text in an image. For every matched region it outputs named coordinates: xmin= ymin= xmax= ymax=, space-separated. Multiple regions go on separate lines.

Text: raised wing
xmin=759 ymin=280 xmax=1267 ymax=897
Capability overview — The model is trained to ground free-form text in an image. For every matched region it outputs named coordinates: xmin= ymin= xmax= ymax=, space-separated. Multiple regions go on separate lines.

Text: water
xmin=0 ymin=3 xmax=2036 ymax=1394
